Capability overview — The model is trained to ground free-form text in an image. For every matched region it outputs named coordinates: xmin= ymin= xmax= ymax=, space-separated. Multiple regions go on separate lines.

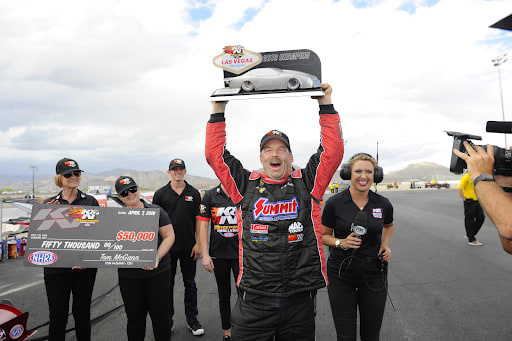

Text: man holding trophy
xmin=206 ymin=81 xmax=344 ymax=340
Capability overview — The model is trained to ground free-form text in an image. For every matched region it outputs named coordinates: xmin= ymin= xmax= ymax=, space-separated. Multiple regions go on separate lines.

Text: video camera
xmin=446 ymin=121 xmax=512 ymax=176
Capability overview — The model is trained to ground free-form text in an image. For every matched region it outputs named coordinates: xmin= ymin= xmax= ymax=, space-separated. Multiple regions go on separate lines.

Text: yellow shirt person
xmin=457 ymin=173 xmax=485 ymax=246
xmin=458 ymin=173 xmax=478 ymax=201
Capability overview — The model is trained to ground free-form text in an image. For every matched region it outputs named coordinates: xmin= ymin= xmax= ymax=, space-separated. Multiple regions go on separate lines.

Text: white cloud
xmin=0 ymin=0 xmax=511 ymax=180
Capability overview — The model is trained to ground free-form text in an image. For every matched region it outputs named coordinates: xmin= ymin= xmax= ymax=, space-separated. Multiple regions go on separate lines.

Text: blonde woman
xmin=322 ymin=153 xmax=394 ymax=341
xmin=44 ymin=158 xmax=99 ymax=341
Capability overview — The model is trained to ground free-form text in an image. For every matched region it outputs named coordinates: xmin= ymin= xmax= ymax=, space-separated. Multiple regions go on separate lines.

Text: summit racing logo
xmin=253 ymin=197 xmax=299 ymax=221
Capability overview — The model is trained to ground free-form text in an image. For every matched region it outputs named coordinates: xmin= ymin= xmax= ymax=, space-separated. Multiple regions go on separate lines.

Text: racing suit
xmin=205 ymin=104 xmax=343 ymax=340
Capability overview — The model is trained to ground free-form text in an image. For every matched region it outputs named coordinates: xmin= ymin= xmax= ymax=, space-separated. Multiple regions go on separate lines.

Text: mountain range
xmin=0 ymin=162 xmax=461 ymax=194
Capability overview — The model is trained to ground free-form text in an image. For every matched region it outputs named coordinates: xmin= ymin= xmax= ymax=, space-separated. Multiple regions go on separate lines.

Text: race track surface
xmin=1 ymin=189 xmax=512 ymax=340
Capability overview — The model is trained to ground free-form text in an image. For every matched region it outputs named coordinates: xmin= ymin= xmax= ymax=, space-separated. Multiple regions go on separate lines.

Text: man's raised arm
xmin=304 ymin=83 xmax=344 ymax=200
xmin=205 ymin=101 xmax=249 ymax=204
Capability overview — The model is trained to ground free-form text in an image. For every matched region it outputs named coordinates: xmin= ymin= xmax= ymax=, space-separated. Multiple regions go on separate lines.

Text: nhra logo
xmin=119 ymin=178 xmax=132 ymax=185
xmin=64 ymin=161 xmax=76 ymax=167
xmin=9 ymin=324 xmax=23 ymax=339
xmin=253 ymin=197 xmax=299 ymax=221
xmin=28 ymin=251 xmax=58 ymax=265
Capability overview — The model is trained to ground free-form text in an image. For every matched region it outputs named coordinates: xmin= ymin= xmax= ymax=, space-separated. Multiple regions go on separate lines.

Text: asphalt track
xmin=1 ymin=189 xmax=512 ymax=340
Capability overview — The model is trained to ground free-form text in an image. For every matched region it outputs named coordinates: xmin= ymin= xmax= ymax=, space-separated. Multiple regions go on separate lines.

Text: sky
xmin=1 ymin=0 xmax=512 ymax=180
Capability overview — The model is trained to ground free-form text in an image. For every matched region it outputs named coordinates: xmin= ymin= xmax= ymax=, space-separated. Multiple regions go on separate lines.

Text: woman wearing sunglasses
xmin=115 ymin=176 xmax=175 ymax=341
xmin=43 ymin=158 xmax=99 ymax=341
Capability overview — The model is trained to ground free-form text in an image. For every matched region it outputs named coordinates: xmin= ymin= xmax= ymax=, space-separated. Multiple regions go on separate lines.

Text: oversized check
xmin=25 ymin=203 xmax=159 ymax=268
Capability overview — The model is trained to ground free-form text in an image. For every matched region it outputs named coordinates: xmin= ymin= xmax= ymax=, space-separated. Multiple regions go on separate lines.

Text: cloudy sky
xmin=1 ymin=0 xmax=511 ymax=180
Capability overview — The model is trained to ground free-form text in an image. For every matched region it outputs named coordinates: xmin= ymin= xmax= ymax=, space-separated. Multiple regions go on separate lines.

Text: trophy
xmin=210 ymin=46 xmax=324 ymax=100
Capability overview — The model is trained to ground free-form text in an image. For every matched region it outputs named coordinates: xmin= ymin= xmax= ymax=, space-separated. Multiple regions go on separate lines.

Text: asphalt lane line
xmin=0 ymin=280 xmax=44 ymax=296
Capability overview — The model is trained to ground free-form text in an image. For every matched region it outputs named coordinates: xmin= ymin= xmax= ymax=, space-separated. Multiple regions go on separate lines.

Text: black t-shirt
xmin=322 ymin=188 xmax=393 ymax=257
xmin=198 ymin=185 xmax=238 ymax=259
xmin=43 ymin=190 xmax=99 ymax=276
xmin=118 ymin=201 xmax=172 ymax=279
xmin=152 ymin=181 xmax=200 ymax=252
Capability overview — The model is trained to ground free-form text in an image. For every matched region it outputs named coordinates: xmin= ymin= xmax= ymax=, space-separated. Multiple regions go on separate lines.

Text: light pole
xmin=29 ymin=164 xmax=38 ymax=198
xmin=492 ymin=53 xmax=508 ymax=147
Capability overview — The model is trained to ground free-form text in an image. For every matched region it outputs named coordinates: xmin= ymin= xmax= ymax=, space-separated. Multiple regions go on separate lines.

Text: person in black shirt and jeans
xmin=198 ymin=184 xmax=239 ymax=340
xmin=322 ymin=153 xmax=394 ymax=341
xmin=115 ymin=176 xmax=175 ymax=341
xmin=43 ymin=158 xmax=99 ymax=341
xmin=152 ymin=159 xmax=203 ymax=336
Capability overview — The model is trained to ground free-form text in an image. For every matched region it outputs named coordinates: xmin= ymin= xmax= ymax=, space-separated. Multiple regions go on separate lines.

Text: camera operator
xmin=453 ymin=142 xmax=512 ymax=254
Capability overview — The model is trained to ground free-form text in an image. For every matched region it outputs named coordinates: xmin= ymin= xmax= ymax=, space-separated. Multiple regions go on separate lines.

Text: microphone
xmin=486 ymin=121 xmax=512 ymax=134
xmin=350 ymin=212 xmax=367 ymax=254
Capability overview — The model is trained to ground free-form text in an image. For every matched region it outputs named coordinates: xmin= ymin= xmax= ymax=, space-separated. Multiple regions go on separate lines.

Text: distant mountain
xmin=384 ymin=162 xmax=460 ymax=182
xmin=1 ymin=169 xmax=219 ymax=194
xmin=0 ymin=162 xmax=461 ymax=194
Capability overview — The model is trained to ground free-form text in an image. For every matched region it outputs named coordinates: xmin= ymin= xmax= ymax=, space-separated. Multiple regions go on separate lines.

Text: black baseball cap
xmin=115 ymin=176 xmax=138 ymax=194
xmin=260 ymin=130 xmax=291 ymax=152
xmin=169 ymin=158 xmax=186 ymax=170
xmin=56 ymin=158 xmax=82 ymax=175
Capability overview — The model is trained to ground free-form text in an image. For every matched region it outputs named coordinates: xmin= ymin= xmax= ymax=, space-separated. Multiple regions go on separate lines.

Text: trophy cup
xmin=210 ymin=46 xmax=324 ymax=101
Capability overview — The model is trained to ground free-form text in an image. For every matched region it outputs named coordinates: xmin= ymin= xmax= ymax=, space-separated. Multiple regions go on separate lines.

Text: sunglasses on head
xmin=63 ymin=171 xmax=81 ymax=178
xmin=120 ymin=187 xmax=138 ymax=197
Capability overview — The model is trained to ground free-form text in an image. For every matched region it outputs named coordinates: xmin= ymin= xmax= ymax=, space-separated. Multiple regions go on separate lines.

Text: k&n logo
xmin=32 ymin=207 xmax=82 ymax=231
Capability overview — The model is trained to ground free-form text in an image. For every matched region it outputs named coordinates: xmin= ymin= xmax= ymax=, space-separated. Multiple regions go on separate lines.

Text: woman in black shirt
xmin=43 ymin=158 xmax=99 ymax=341
xmin=114 ymin=176 xmax=175 ymax=341
xmin=198 ymin=184 xmax=239 ymax=340
xmin=322 ymin=153 xmax=394 ymax=341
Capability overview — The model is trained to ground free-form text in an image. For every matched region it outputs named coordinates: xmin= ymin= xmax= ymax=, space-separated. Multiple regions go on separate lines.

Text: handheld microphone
xmin=351 ymin=211 xmax=367 ymax=237
xmin=350 ymin=212 xmax=367 ymax=254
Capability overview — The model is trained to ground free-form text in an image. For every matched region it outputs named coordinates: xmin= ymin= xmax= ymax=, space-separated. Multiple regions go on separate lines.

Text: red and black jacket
xmin=205 ymin=105 xmax=344 ymax=297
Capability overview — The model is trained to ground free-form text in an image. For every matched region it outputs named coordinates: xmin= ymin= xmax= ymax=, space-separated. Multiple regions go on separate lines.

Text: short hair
xmin=54 ymin=174 xmax=63 ymax=188
xmin=349 ymin=153 xmax=377 ymax=171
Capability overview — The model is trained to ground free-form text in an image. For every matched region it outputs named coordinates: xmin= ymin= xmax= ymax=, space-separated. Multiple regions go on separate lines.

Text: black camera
xmin=447 ymin=121 xmax=512 ymax=176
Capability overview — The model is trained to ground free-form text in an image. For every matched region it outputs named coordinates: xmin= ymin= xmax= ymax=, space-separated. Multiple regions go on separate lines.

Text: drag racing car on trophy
xmin=224 ymin=67 xmax=321 ymax=92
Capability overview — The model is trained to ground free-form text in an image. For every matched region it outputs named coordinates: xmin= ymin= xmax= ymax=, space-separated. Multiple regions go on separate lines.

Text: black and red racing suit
xmin=205 ymin=105 xmax=344 ymax=297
